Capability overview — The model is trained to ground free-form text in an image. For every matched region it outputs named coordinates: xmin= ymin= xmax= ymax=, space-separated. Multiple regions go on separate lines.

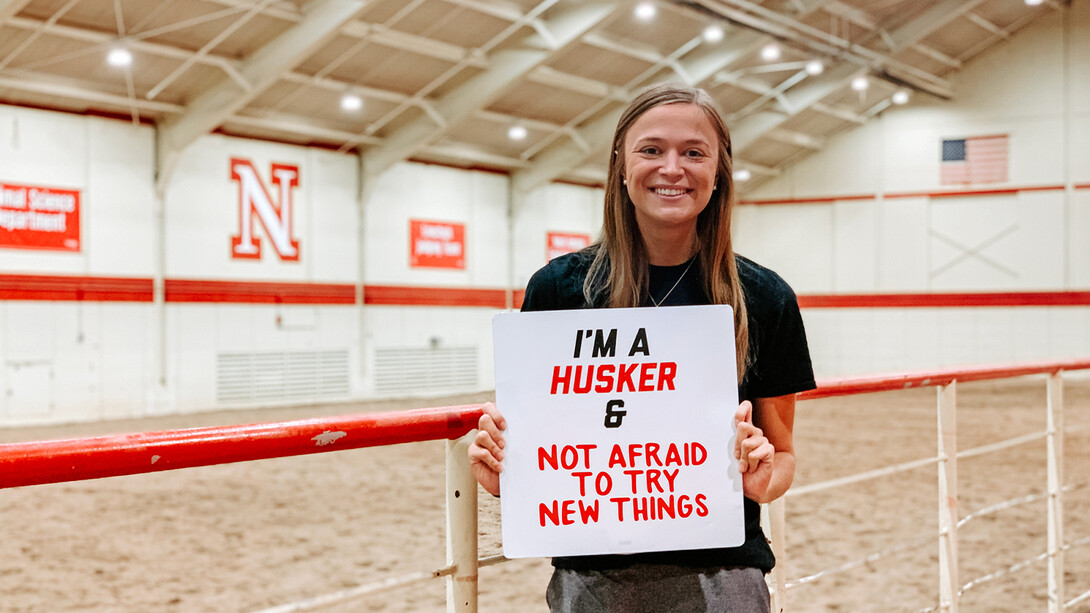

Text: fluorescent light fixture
xmin=760 ymin=44 xmax=781 ymax=61
xmin=703 ymin=25 xmax=724 ymax=43
xmin=634 ymin=2 xmax=656 ymax=21
xmin=892 ymin=90 xmax=910 ymax=105
xmin=805 ymin=60 xmax=824 ymax=75
xmin=508 ymin=125 xmax=528 ymax=141
xmin=734 ymin=169 xmax=751 ymax=182
xmin=340 ymin=93 xmax=363 ymax=111
xmin=1025 ymin=0 xmax=1044 ymax=5
xmin=851 ymin=75 xmax=869 ymax=91
xmin=107 ymin=47 xmax=132 ymax=67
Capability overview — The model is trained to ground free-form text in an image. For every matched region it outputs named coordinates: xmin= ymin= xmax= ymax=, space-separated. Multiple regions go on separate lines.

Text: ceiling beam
xmin=729 ymin=61 xmax=857 ymax=151
xmin=766 ymin=128 xmax=825 ymax=150
xmin=509 ymin=0 xmax=843 ymax=193
xmin=360 ymin=0 xmax=625 ymax=180
xmin=692 ymin=0 xmax=954 ymax=98
xmin=823 ymin=0 xmax=961 ymax=68
xmin=155 ymin=0 xmax=366 ymax=192
xmin=0 ymin=0 xmax=31 ymax=22
xmin=727 ymin=0 xmax=980 ymax=154
xmin=883 ymin=0 xmax=989 ymax=53
xmin=0 ymin=73 xmax=184 ymax=114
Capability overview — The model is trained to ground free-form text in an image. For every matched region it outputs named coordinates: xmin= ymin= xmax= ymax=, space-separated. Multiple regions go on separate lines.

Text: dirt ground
xmin=2 ymin=378 xmax=1089 ymax=612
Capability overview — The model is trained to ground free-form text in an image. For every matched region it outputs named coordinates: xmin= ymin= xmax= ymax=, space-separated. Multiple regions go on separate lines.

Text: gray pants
xmin=546 ymin=564 xmax=771 ymax=613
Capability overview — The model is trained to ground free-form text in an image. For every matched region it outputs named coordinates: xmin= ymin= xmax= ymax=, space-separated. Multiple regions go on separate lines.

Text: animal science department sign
xmin=493 ymin=305 xmax=743 ymax=558
xmin=0 ymin=182 xmax=80 ymax=251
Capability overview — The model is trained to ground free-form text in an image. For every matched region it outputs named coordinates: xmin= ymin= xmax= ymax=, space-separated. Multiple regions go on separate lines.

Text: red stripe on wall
xmin=1076 ymin=183 xmax=1090 ymax=190
xmin=739 ymin=184 xmax=1069 ymax=205
xmin=738 ymin=194 xmax=875 ymax=206
xmin=165 ymin=279 xmax=355 ymax=304
xmin=0 ymin=274 xmax=153 ymax=301
xmin=886 ymin=185 xmax=1064 ymax=199
xmin=798 ymin=291 xmax=1090 ymax=308
xmin=4 ymin=277 xmax=1088 ymax=310
xmin=364 ymin=285 xmax=508 ymax=308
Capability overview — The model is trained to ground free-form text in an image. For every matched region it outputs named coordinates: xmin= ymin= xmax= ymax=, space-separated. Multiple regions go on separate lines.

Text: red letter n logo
xmin=230 ymin=157 xmax=300 ymax=261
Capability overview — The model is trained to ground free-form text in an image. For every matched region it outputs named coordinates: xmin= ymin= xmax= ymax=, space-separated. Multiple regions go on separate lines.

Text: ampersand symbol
xmin=604 ymin=399 xmax=626 ymax=428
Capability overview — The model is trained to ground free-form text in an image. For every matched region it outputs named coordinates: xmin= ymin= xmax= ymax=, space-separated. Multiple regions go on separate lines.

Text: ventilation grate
xmin=217 ymin=350 xmax=350 ymax=405
xmin=373 ymin=346 xmax=478 ymax=396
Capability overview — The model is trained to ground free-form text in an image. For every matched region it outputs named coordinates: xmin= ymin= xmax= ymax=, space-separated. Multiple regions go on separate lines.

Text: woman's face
xmin=622 ymin=103 xmax=719 ymax=235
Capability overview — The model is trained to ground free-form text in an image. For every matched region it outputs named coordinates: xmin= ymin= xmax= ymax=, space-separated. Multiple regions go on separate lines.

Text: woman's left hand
xmin=734 ymin=400 xmax=776 ymax=501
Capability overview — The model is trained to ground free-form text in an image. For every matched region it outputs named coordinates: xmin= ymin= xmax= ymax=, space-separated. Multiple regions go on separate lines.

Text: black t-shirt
xmin=520 ymin=248 xmax=816 ymax=572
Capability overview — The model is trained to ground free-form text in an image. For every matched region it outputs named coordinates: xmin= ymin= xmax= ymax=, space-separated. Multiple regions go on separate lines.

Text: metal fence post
xmin=937 ymin=382 xmax=959 ymax=612
xmin=767 ymin=499 xmax=788 ymax=612
xmin=446 ymin=432 xmax=478 ymax=613
xmin=1046 ymin=372 xmax=1065 ymax=613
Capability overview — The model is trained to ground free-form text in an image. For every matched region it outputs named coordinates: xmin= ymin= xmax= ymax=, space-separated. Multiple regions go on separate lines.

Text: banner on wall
xmin=493 ymin=305 xmax=743 ymax=558
xmin=0 ymin=182 xmax=80 ymax=252
xmin=547 ymin=231 xmax=591 ymax=262
xmin=410 ymin=219 xmax=465 ymax=269
xmin=229 ymin=157 xmax=301 ymax=261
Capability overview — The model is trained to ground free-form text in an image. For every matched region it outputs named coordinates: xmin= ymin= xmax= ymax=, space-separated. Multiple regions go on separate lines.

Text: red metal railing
xmin=2 ymin=360 xmax=1089 ymax=490
xmin=798 ymin=359 xmax=1090 ymax=400
xmin=0 ymin=404 xmax=482 ymax=490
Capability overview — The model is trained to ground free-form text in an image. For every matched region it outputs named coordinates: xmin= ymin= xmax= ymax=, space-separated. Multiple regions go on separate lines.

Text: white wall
xmin=737 ymin=3 xmax=1090 ymax=377
xmin=1 ymin=3 xmax=1088 ymax=424
xmin=0 ymin=110 xmax=607 ymax=424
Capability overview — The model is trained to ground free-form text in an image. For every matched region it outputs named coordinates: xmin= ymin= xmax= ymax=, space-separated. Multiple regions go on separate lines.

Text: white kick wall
xmin=1 ymin=3 xmax=1087 ymax=425
xmin=736 ymin=2 xmax=1090 ymax=376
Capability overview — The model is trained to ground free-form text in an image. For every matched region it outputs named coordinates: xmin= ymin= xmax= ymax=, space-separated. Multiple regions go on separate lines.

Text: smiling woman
xmin=468 ymin=83 xmax=816 ymax=613
xmin=623 ymin=103 xmax=719 ymax=265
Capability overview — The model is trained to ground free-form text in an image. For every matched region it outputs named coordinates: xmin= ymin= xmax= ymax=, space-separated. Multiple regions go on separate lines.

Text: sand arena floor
xmin=2 ymin=377 xmax=1089 ymax=612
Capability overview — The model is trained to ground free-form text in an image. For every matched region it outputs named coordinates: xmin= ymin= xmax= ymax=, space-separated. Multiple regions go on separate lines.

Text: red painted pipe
xmin=799 ymin=359 xmax=1090 ymax=400
xmin=0 ymin=404 xmax=484 ymax=489
xmin=3 ymin=359 xmax=1089 ymax=490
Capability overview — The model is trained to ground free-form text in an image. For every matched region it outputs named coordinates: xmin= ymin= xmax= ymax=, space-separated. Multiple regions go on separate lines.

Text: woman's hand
xmin=734 ymin=396 xmax=796 ymax=503
xmin=468 ymin=402 xmax=507 ymax=496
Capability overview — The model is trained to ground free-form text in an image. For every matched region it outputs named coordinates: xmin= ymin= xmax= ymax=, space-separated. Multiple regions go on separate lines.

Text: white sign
xmin=492 ymin=305 xmax=742 ymax=558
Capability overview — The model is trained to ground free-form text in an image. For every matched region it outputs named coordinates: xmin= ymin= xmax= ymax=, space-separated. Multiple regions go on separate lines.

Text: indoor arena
xmin=1 ymin=1 xmax=1088 ymax=612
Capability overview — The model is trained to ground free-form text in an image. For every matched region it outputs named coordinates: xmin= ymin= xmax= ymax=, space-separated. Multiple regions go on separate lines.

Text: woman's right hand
xmin=468 ymin=402 xmax=507 ymax=496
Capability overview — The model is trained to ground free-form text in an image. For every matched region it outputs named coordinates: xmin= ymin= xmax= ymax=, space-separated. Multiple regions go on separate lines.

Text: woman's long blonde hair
xmin=584 ymin=83 xmax=750 ymax=380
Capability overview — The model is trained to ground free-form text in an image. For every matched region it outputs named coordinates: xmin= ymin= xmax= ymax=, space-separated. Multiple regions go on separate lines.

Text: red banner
xmin=547 ymin=231 xmax=590 ymax=262
xmin=0 ymin=182 xmax=80 ymax=252
xmin=410 ymin=219 xmax=465 ymax=269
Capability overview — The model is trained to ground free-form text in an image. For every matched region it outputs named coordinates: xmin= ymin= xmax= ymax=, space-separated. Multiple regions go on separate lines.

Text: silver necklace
xmin=649 ymin=257 xmax=696 ymax=307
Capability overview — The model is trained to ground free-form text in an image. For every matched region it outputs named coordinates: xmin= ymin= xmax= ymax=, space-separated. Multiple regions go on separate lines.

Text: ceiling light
xmin=703 ymin=25 xmax=724 ymax=43
xmin=851 ymin=75 xmax=869 ymax=91
xmin=892 ymin=90 xmax=910 ymax=105
xmin=1024 ymin=0 xmax=1044 ymax=5
xmin=760 ymin=44 xmax=781 ymax=62
xmin=805 ymin=60 xmax=824 ymax=75
xmin=107 ymin=47 xmax=132 ymax=67
xmin=340 ymin=93 xmax=363 ymax=112
xmin=507 ymin=125 xmax=528 ymax=141
xmin=734 ymin=169 xmax=751 ymax=182
xmin=634 ymin=2 xmax=656 ymax=21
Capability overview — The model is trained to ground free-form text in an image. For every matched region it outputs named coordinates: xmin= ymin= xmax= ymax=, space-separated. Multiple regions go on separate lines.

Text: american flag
xmin=940 ymin=135 xmax=1008 ymax=185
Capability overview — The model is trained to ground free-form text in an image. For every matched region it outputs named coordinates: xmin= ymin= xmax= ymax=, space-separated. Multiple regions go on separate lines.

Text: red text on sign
xmin=608 ymin=494 xmax=709 ymax=522
xmin=550 ymin=362 xmax=676 ymax=394
xmin=539 ymin=499 xmax=601 ymax=526
xmin=538 ymin=444 xmax=597 ymax=471
xmin=607 ymin=442 xmax=707 ymax=468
